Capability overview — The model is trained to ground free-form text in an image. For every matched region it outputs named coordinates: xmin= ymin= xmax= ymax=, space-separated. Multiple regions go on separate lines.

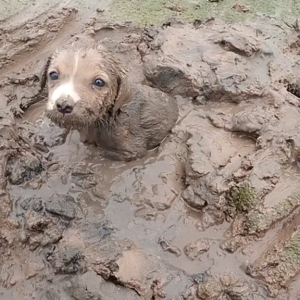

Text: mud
xmin=2 ymin=1 xmax=300 ymax=300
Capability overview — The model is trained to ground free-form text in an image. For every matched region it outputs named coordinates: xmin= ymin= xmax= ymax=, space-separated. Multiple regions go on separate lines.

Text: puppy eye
xmin=49 ymin=71 xmax=59 ymax=80
xmin=93 ymin=78 xmax=105 ymax=87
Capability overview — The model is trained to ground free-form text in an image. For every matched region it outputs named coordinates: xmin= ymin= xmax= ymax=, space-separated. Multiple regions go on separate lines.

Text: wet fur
xmin=41 ymin=42 xmax=179 ymax=161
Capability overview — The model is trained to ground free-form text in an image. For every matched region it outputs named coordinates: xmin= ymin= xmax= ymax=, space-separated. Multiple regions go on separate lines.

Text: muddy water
xmin=17 ymin=98 xmax=251 ymax=277
xmin=7 ymin=96 xmax=257 ymax=298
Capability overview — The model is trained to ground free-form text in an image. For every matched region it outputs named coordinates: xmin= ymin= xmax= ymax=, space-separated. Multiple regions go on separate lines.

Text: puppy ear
xmin=113 ymin=66 xmax=130 ymax=113
xmin=39 ymin=56 xmax=52 ymax=92
xmin=94 ymin=43 xmax=130 ymax=111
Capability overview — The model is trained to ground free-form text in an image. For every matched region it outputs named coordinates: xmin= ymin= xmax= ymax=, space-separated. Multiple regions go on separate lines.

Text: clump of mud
xmin=2 ymin=3 xmax=300 ymax=300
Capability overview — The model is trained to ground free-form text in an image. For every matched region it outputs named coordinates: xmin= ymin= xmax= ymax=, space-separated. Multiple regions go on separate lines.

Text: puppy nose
xmin=56 ymin=98 xmax=74 ymax=114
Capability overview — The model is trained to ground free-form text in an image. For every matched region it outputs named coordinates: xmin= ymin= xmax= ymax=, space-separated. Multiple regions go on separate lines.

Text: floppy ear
xmin=39 ymin=56 xmax=52 ymax=92
xmin=94 ymin=43 xmax=131 ymax=112
xmin=112 ymin=64 xmax=131 ymax=113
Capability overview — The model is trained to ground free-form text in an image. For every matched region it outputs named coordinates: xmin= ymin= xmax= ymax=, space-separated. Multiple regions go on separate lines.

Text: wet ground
xmin=2 ymin=1 xmax=300 ymax=299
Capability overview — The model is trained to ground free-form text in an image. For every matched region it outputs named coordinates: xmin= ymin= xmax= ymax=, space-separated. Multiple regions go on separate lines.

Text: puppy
xmin=41 ymin=43 xmax=179 ymax=161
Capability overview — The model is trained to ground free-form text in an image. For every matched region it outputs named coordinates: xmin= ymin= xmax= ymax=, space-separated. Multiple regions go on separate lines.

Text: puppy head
xmin=43 ymin=43 xmax=129 ymax=129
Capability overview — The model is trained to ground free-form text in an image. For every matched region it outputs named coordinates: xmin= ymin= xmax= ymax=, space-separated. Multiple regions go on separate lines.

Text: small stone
xmin=45 ymin=194 xmax=76 ymax=220
xmin=220 ymin=236 xmax=244 ymax=253
xmin=184 ymin=239 xmax=210 ymax=260
xmin=197 ymin=280 xmax=223 ymax=299
xmin=40 ymin=227 xmax=63 ymax=247
xmin=182 ymin=186 xmax=206 ymax=210
xmin=158 ymin=237 xmax=182 ymax=257
xmin=191 ymin=272 xmax=208 ymax=284
xmin=26 ymin=210 xmax=52 ymax=231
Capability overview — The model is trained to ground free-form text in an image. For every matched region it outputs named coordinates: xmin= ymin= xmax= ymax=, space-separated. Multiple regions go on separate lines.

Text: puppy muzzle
xmin=55 ymin=97 xmax=75 ymax=114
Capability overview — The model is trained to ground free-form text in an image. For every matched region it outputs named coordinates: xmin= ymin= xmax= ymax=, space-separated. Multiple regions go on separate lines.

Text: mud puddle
xmin=3 ymin=2 xmax=300 ymax=300
xmin=17 ymin=96 xmax=251 ymax=278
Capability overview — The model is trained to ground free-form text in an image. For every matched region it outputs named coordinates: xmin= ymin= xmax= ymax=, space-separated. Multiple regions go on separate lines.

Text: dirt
xmin=2 ymin=1 xmax=300 ymax=300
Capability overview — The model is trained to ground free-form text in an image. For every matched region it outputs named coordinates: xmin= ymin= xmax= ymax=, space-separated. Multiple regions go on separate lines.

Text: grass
xmin=109 ymin=0 xmax=300 ymax=26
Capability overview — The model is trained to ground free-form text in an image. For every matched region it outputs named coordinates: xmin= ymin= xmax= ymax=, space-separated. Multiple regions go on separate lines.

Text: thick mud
xmin=2 ymin=2 xmax=300 ymax=300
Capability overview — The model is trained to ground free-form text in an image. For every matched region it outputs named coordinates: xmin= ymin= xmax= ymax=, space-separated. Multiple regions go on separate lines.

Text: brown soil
xmin=2 ymin=3 xmax=300 ymax=300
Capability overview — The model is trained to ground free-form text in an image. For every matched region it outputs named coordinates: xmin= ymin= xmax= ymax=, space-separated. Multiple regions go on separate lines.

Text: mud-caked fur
xmin=42 ymin=42 xmax=179 ymax=161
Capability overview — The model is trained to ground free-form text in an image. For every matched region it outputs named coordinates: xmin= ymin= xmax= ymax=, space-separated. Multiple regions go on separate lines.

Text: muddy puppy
xmin=41 ymin=43 xmax=179 ymax=161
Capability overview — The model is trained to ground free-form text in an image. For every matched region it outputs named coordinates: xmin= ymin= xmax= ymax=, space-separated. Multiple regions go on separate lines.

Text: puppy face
xmin=43 ymin=44 xmax=128 ymax=129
